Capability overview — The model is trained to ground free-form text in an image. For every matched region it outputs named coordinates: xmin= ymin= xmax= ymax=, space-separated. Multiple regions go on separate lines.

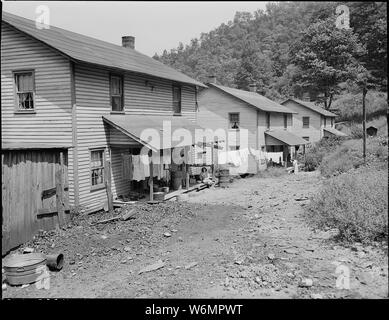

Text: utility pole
xmin=362 ymin=86 xmax=367 ymax=163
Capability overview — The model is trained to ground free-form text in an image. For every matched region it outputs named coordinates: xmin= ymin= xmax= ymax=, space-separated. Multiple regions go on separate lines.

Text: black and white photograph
xmin=1 ymin=0 xmax=388 ymax=306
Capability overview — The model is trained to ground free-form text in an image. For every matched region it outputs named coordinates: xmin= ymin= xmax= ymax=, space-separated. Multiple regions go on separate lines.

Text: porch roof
xmin=102 ymin=115 xmax=205 ymax=151
xmin=265 ymin=130 xmax=308 ymax=146
xmin=323 ymin=127 xmax=348 ymax=137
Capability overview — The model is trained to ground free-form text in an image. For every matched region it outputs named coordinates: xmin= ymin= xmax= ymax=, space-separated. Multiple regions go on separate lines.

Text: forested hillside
xmin=154 ymin=1 xmax=387 ymax=115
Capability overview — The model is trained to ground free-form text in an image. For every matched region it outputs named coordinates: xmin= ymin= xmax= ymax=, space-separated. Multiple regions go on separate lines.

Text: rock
xmin=139 ymin=260 xmax=165 ymax=275
xmin=362 ymin=261 xmax=374 ymax=269
xmin=171 ymin=229 xmax=178 ymax=233
xmin=356 ymin=272 xmax=372 ymax=285
xmin=178 ymin=237 xmax=183 ymax=242
xmin=234 ymin=259 xmax=244 ymax=265
xmin=299 ymin=278 xmax=313 ymax=288
xmin=69 ymin=260 xmax=75 ymax=265
xmin=23 ymin=247 xmax=34 ymax=254
xmin=311 ymin=293 xmax=323 ymax=299
xmin=124 ymin=246 xmax=131 ymax=252
xmin=163 ymin=232 xmax=172 ymax=238
xmin=185 ymin=262 xmax=198 ymax=270
xmin=2 ymin=283 xmax=7 ymax=291
xmin=255 ymin=276 xmax=261 ymax=284
xmin=267 ymin=253 xmax=276 ymax=260
xmin=284 ymin=248 xmax=298 ymax=255
xmin=224 ymin=277 xmax=230 ymax=287
xmin=51 ymin=243 xmax=56 ymax=248
xmin=101 ymin=235 xmax=108 ymax=240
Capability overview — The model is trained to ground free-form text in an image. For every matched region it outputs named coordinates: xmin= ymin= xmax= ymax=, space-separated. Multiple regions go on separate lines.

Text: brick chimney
xmin=122 ymin=36 xmax=135 ymax=49
xmin=249 ymin=83 xmax=257 ymax=92
xmin=208 ymin=75 xmax=217 ymax=84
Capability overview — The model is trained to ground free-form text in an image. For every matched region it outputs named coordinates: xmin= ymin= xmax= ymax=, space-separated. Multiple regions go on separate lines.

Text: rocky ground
xmin=2 ymin=171 xmax=388 ymax=298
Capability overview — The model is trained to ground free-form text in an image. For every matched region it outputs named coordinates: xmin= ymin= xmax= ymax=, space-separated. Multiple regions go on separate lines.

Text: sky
xmin=3 ymin=1 xmax=268 ymax=57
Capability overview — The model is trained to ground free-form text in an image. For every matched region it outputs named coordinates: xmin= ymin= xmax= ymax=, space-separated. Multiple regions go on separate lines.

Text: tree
xmin=291 ymin=17 xmax=366 ymax=109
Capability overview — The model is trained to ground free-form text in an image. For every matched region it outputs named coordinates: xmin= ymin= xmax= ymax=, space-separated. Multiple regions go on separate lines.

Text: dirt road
xmin=3 ymin=172 xmax=388 ymax=298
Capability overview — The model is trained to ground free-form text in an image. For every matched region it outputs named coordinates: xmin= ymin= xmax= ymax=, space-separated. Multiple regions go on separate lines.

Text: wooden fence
xmin=2 ymin=148 xmax=70 ymax=255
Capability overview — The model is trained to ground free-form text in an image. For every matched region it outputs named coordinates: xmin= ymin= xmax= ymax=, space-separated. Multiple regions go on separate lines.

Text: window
xmin=172 ymin=85 xmax=181 ymax=114
xmin=303 ymin=136 xmax=310 ymax=141
xmin=110 ymin=74 xmax=123 ymax=112
xmin=14 ymin=71 xmax=35 ymax=111
xmin=331 ymin=118 xmax=334 ymax=127
xmin=283 ymin=113 xmax=288 ymax=129
xmin=266 ymin=112 xmax=270 ymax=129
xmin=302 ymin=116 xmax=310 ymax=128
xmin=229 ymin=145 xmax=240 ymax=151
xmin=229 ymin=113 xmax=240 ymax=129
xmin=324 ymin=117 xmax=327 ymax=127
xmin=90 ymin=149 xmax=105 ymax=189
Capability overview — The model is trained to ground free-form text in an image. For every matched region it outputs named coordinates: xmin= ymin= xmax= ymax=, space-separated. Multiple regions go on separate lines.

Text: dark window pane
xmin=111 ymin=96 xmax=122 ymax=111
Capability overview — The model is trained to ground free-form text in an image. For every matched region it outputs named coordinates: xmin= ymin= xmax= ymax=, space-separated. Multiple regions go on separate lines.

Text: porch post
xmin=185 ymin=146 xmax=189 ymax=190
xmin=149 ymin=150 xmax=154 ymax=201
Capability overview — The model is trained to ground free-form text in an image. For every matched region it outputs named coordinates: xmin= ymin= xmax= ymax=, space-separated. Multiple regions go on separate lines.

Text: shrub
xmin=319 ymin=145 xmax=363 ymax=177
xmin=301 ymin=136 xmax=344 ymax=171
xmin=306 ymin=167 xmax=388 ymax=244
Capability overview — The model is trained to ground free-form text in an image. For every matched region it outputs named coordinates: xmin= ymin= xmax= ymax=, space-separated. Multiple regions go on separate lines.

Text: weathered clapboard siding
xmin=2 ymin=149 xmax=69 ymax=254
xmin=282 ymin=100 xmax=325 ymax=143
xmin=257 ymin=110 xmax=293 ymax=146
xmin=110 ymin=147 xmax=131 ymax=199
xmin=1 ymin=23 xmax=72 ymax=145
xmin=197 ymin=86 xmax=258 ymax=173
xmin=108 ymin=126 xmax=140 ymax=145
xmin=123 ymin=74 xmax=197 ymax=121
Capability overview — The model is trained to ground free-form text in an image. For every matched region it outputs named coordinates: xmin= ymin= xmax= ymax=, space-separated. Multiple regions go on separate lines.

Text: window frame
xmin=228 ymin=112 xmax=240 ymax=130
xmin=283 ymin=113 xmax=288 ymax=130
xmin=266 ymin=112 xmax=271 ymax=130
xmin=13 ymin=70 xmax=36 ymax=113
xmin=172 ymin=84 xmax=182 ymax=115
xmin=90 ymin=148 xmax=106 ymax=191
xmin=109 ymin=73 xmax=124 ymax=113
xmin=302 ymin=116 xmax=310 ymax=128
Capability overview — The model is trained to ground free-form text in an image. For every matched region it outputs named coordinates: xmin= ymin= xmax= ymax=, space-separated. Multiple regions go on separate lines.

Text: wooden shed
xmin=2 ymin=144 xmax=70 ymax=255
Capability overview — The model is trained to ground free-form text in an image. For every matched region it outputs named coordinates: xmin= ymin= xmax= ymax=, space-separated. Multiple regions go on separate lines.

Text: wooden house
xmin=1 ymin=10 xmax=206 ymax=233
xmin=197 ymin=79 xmax=308 ymax=173
xmin=281 ymin=98 xmax=346 ymax=142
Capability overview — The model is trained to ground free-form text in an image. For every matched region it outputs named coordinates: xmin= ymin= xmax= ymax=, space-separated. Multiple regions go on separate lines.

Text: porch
xmin=102 ymin=114 xmax=212 ymax=206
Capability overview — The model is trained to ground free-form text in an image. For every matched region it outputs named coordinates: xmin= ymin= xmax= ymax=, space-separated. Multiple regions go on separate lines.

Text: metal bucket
xmin=46 ymin=253 xmax=64 ymax=271
xmin=153 ymin=192 xmax=165 ymax=201
xmin=3 ymin=253 xmax=47 ymax=286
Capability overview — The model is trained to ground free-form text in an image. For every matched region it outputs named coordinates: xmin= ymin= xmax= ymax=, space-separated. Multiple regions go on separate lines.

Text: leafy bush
xmin=301 ymin=136 xmax=345 ymax=171
xmin=306 ymin=167 xmax=388 ymax=243
xmin=319 ymin=145 xmax=363 ymax=177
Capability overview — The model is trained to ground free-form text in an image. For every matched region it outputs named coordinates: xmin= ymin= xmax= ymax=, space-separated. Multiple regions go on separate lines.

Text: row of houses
xmin=1 ymin=12 xmax=346 ymax=254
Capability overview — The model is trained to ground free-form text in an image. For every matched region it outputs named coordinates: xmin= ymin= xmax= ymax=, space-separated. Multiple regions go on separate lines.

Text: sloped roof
xmin=281 ymin=98 xmax=337 ymax=117
xmin=103 ymin=115 xmax=205 ymax=150
xmin=323 ymin=127 xmax=348 ymax=137
xmin=2 ymin=12 xmax=205 ymax=88
xmin=209 ymin=84 xmax=296 ymax=114
xmin=265 ymin=130 xmax=308 ymax=146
